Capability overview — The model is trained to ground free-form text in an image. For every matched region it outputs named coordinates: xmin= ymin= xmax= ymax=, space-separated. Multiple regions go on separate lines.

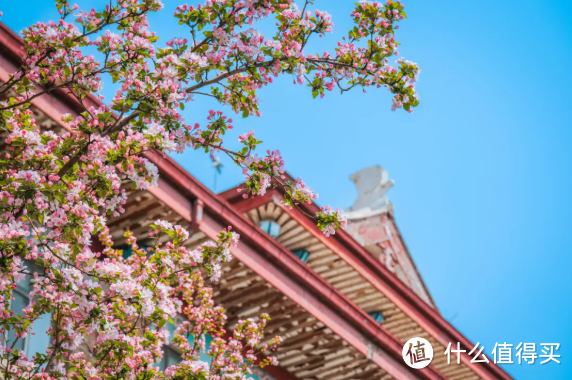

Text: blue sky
xmin=2 ymin=1 xmax=571 ymax=378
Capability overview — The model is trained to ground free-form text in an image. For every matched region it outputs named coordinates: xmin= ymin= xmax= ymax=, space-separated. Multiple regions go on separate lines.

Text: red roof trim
xmin=220 ymin=184 xmax=513 ymax=380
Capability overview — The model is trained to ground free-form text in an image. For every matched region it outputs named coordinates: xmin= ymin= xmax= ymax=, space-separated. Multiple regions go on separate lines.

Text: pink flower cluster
xmin=316 ymin=206 xmax=348 ymax=237
xmin=282 ymin=177 xmax=319 ymax=209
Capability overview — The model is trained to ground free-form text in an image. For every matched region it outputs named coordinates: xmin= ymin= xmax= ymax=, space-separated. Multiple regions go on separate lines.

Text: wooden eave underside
xmin=245 ymin=201 xmax=480 ymax=380
xmin=213 ymin=259 xmax=391 ymax=380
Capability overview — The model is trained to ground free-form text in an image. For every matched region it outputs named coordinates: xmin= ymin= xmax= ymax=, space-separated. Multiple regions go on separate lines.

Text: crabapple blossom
xmin=316 ymin=205 xmax=347 ymax=237
xmin=281 ymin=177 xmax=319 ymax=209
xmin=0 ymin=0 xmax=420 ymax=378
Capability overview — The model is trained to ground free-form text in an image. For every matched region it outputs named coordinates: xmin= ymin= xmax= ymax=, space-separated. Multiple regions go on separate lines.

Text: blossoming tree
xmin=0 ymin=0 xmax=420 ymax=378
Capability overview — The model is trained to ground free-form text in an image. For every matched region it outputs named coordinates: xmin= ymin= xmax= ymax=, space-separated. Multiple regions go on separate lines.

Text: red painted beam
xmin=220 ymin=184 xmax=514 ymax=380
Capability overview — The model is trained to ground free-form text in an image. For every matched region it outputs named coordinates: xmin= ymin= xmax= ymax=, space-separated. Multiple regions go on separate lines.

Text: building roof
xmin=220 ymin=180 xmax=511 ymax=380
xmin=0 ymin=21 xmax=512 ymax=380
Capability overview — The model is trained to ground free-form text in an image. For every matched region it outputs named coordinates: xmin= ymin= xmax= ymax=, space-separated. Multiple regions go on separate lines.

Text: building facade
xmin=0 ymin=21 xmax=512 ymax=380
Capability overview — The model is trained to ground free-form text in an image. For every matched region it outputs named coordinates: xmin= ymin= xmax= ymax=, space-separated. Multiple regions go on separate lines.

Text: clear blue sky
xmin=2 ymin=1 xmax=571 ymax=378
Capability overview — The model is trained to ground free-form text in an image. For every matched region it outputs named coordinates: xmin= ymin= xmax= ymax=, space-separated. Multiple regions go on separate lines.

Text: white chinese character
xmin=445 ymin=342 xmax=466 ymax=364
xmin=540 ymin=343 xmax=560 ymax=364
xmin=515 ymin=343 xmax=537 ymax=364
xmin=468 ymin=342 xmax=490 ymax=363
xmin=492 ymin=343 xmax=513 ymax=364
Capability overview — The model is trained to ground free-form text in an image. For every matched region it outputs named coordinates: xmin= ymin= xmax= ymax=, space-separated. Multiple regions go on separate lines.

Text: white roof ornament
xmin=345 ymin=165 xmax=394 ymax=220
